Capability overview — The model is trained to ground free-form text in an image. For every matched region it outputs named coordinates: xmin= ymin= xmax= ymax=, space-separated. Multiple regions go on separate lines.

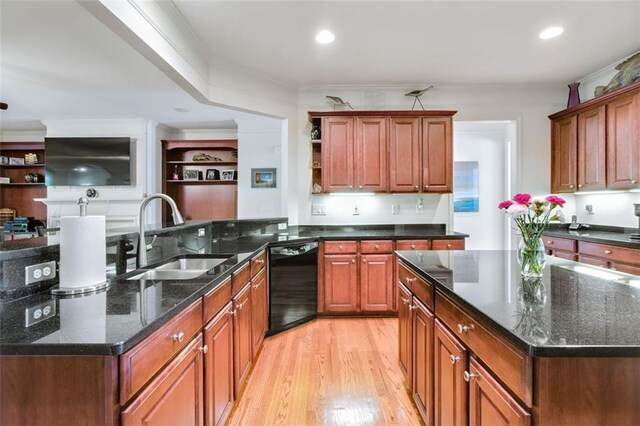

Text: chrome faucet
xmin=137 ymin=194 xmax=185 ymax=268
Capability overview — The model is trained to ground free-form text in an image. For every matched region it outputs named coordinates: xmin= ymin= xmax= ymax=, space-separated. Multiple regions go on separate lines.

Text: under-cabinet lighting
xmin=328 ymin=192 xmax=375 ymax=196
xmin=573 ymin=190 xmax=627 ymax=195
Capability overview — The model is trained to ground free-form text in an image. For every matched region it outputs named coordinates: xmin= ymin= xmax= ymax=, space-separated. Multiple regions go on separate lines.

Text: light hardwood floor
xmin=228 ymin=318 xmax=421 ymax=426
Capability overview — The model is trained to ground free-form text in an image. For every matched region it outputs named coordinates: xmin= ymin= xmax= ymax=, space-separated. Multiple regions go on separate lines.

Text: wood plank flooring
xmin=228 ymin=318 xmax=421 ymax=426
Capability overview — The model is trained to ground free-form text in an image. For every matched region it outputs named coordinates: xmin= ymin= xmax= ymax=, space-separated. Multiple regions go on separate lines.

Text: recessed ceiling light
xmin=174 ymin=107 xmax=189 ymax=113
xmin=315 ymin=30 xmax=335 ymax=44
xmin=539 ymin=26 xmax=564 ymax=40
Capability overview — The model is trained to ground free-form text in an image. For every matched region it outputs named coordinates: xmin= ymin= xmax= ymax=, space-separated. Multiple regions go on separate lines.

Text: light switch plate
xmin=197 ymin=228 xmax=206 ymax=237
xmin=312 ymin=204 xmax=327 ymax=215
xmin=25 ymin=261 xmax=57 ymax=285
xmin=25 ymin=300 xmax=56 ymax=327
xmin=391 ymin=204 xmax=400 ymax=214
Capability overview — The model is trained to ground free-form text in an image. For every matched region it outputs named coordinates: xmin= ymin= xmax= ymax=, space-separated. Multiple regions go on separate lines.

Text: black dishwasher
xmin=268 ymin=241 xmax=318 ymax=336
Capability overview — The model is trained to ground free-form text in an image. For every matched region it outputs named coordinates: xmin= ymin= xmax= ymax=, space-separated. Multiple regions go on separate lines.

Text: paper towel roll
xmin=59 ymin=215 xmax=107 ymax=289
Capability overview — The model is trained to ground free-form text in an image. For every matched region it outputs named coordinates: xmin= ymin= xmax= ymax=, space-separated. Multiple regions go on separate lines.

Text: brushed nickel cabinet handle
xmin=375 ymin=244 xmax=379 ymax=250
xmin=578 ymin=184 xmax=584 ymax=188
xmin=414 ymin=185 xmax=418 ymax=190
xmin=401 ymin=297 xmax=410 ymax=305
xmin=339 ymin=245 xmax=343 ymax=251
xmin=547 ymin=240 xmax=553 ymax=244
xmin=229 ymin=310 xmax=237 ymax=317
xmin=450 ymin=354 xmax=460 ymax=364
xmin=199 ymin=345 xmax=208 ymax=354
xmin=408 ymin=304 xmax=417 ymax=311
xmin=351 ymin=258 xmax=356 ymax=263
xmin=569 ymin=184 xmax=575 ymax=189
xmin=457 ymin=324 xmax=474 ymax=333
xmin=406 ymin=277 xmax=416 ymax=283
xmin=424 ymin=185 xmax=429 ymax=189
xmin=463 ymin=371 xmax=479 ymax=382
xmin=604 ymin=250 xmax=612 ymax=255
xmin=362 ymin=258 xmax=367 ymax=263
xmin=411 ymin=244 xmax=416 ymax=249
xmin=172 ymin=332 xmax=185 ymax=342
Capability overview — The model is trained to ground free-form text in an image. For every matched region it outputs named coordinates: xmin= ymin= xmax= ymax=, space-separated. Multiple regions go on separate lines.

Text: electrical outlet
xmin=278 ymin=222 xmax=287 ymax=230
xmin=353 ymin=205 xmax=360 ymax=215
xmin=25 ymin=300 xmax=56 ymax=327
xmin=197 ymin=228 xmax=206 ymax=237
xmin=391 ymin=204 xmax=399 ymax=214
xmin=25 ymin=261 xmax=57 ymax=285
xmin=198 ymin=247 xmax=206 ymax=254
xmin=312 ymin=204 xmax=327 ymax=215
xmin=586 ymin=204 xmax=594 ymax=214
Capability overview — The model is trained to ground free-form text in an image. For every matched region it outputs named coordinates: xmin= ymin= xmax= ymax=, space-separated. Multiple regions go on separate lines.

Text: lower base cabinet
xmin=250 ymin=269 xmax=268 ymax=357
xmin=412 ymin=298 xmax=434 ymax=424
xmin=397 ymin=283 xmax=413 ymax=382
xmin=203 ymin=302 xmax=235 ymax=426
xmin=122 ymin=334 xmax=205 ymax=426
xmin=434 ymin=320 xmax=468 ymax=426
xmin=233 ymin=283 xmax=253 ymax=397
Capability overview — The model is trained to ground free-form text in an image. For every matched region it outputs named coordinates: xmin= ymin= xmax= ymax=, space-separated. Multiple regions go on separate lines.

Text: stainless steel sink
xmin=128 ymin=255 xmax=231 ymax=281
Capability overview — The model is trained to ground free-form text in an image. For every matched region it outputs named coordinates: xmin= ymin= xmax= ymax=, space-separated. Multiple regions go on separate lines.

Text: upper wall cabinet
xmin=549 ymin=81 xmax=640 ymax=193
xmin=309 ymin=111 xmax=456 ymax=194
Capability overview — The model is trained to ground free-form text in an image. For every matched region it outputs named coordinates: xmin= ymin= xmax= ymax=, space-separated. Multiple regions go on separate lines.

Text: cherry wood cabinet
xmin=122 ymin=334 xmax=204 ymax=426
xmin=468 ymin=358 xmax=531 ymax=426
xmin=232 ymin=283 xmax=252 ymax=397
xmin=434 ymin=320 xmax=468 ymax=426
xmin=250 ymin=269 xmax=268 ymax=357
xmin=0 ymin=142 xmax=47 ymax=222
xmin=360 ymin=254 xmax=393 ymax=311
xmin=203 ymin=303 xmax=234 ymax=426
xmin=543 ymin=235 xmax=577 ymax=261
xmin=322 ymin=116 xmax=355 ymax=191
xmin=355 ymin=117 xmax=388 ymax=192
xmin=323 ymin=254 xmax=359 ymax=312
xmin=389 ymin=117 xmax=422 ymax=192
xmin=397 ymin=282 xmax=413 ymax=384
xmin=607 ymin=92 xmax=640 ymax=189
xmin=412 ymin=298 xmax=434 ymax=425
xmin=577 ymin=105 xmax=607 ymax=191
xmin=551 ymin=115 xmax=578 ymax=193
xmin=422 ymin=117 xmax=453 ymax=192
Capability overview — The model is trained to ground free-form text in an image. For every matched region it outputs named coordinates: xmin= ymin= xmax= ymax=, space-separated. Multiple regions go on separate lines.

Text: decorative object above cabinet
xmin=549 ymin=81 xmax=640 ymax=193
xmin=308 ymin=110 xmax=457 ymax=194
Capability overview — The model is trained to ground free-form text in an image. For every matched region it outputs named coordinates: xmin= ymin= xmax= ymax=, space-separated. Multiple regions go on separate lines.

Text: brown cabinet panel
xmin=250 ymin=269 xmax=268 ymax=357
xmin=360 ymin=254 xmax=394 ymax=312
xmin=577 ymin=105 xmax=607 ymax=191
xmin=122 ymin=334 xmax=204 ymax=426
xmin=431 ymin=239 xmax=465 ymax=250
xmin=203 ymin=303 xmax=234 ymax=426
xmin=323 ymin=254 xmax=359 ymax=312
xmin=578 ymin=241 xmax=640 ymax=266
xmin=434 ymin=320 xmax=468 ymax=426
xmin=611 ymin=262 xmax=640 ymax=275
xmin=551 ymin=250 xmax=576 ymax=261
xmin=396 ymin=240 xmax=431 ymax=251
xmin=607 ymin=92 xmax=640 ymax=189
xmin=232 ymin=262 xmax=251 ymax=296
xmin=468 ymin=358 xmax=531 ymax=426
xmin=323 ymin=240 xmax=358 ymax=254
xmin=204 ymin=277 xmax=232 ymax=324
xmin=397 ymin=283 xmax=413 ymax=385
xmin=389 ymin=117 xmax=421 ymax=192
xmin=412 ymin=298 xmax=434 ymax=425
xmin=551 ymin=115 xmax=578 ymax=193
xmin=360 ymin=240 xmax=393 ymax=254
xmin=422 ymin=117 xmax=453 ymax=192
xmin=577 ymin=254 xmax=609 ymax=268
xmin=250 ymin=251 xmax=266 ymax=278
xmin=232 ymin=283 xmax=252 ymax=397
xmin=542 ymin=235 xmax=577 ymax=253
xmin=355 ymin=117 xmax=388 ymax=192
xmin=322 ymin=116 xmax=355 ymax=192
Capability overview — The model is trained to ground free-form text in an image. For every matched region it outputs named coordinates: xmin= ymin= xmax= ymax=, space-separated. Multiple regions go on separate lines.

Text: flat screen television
xmin=45 ymin=137 xmax=132 ymax=186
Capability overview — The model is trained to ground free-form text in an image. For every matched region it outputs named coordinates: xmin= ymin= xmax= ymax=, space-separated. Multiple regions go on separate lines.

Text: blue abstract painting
xmin=454 ymin=161 xmax=479 ymax=213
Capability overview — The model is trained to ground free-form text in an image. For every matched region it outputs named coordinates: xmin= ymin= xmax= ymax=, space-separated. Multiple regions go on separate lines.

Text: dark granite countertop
xmin=543 ymin=224 xmax=640 ymax=249
xmin=396 ymin=250 xmax=640 ymax=357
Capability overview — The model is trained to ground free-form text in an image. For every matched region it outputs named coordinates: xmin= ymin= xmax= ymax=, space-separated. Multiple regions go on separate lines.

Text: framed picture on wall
xmin=205 ymin=169 xmax=220 ymax=180
xmin=251 ymin=168 xmax=276 ymax=188
xmin=221 ymin=169 xmax=236 ymax=181
xmin=453 ymin=161 xmax=479 ymax=212
xmin=183 ymin=169 xmax=200 ymax=181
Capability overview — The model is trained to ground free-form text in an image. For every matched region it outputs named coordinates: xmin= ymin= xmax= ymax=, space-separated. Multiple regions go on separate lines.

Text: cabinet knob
xmin=199 ymin=345 xmax=209 ymax=354
xmin=401 ymin=297 xmax=410 ymax=305
xmin=359 ymin=185 xmax=363 ymax=189
xmin=229 ymin=309 xmax=237 ymax=317
xmin=362 ymin=258 xmax=367 ymax=263
xmin=406 ymin=277 xmax=416 ymax=283
xmin=457 ymin=324 xmax=474 ymax=333
xmin=424 ymin=185 xmax=429 ymax=189
xmin=547 ymin=240 xmax=553 ymax=245
xmin=463 ymin=371 xmax=479 ymax=382
xmin=450 ymin=354 xmax=460 ymax=364
xmin=414 ymin=185 xmax=418 ymax=190
xmin=411 ymin=244 xmax=416 ymax=249
xmin=375 ymin=244 xmax=379 ymax=250
xmin=351 ymin=259 xmax=355 ymax=264
xmin=172 ymin=331 xmax=185 ymax=342
xmin=349 ymin=185 xmax=353 ymax=189
xmin=569 ymin=185 xmax=575 ymax=189
xmin=604 ymin=250 xmax=612 ymax=255
xmin=578 ymin=184 xmax=584 ymax=188
xmin=408 ymin=304 xmax=417 ymax=311
xmin=447 ymin=244 xmax=452 ymax=249
xmin=633 ymin=180 xmax=638 ymax=184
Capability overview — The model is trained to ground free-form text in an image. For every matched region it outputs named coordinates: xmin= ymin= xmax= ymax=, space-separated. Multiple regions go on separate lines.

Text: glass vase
xmin=517 ymin=237 xmax=546 ymax=278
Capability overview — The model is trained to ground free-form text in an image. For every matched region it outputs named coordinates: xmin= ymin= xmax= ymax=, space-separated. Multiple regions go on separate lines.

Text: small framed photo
xmin=9 ymin=157 xmax=25 ymax=165
xmin=221 ymin=169 xmax=235 ymax=181
xmin=0 ymin=156 xmax=8 ymax=165
xmin=205 ymin=169 xmax=219 ymax=180
xmin=183 ymin=169 xmax=200 ymax=181
xmin=251 ymin=168 xmax=276 ymax=188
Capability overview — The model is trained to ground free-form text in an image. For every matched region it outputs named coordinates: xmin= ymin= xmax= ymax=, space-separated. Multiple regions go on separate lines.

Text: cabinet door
xmin=355 ymin=117 xmax=388 ymax=192
xmin=422 ymin=117 xmax=453 ymax=193
xmin=323 ymin=254 xmax=358 ymax=312
xmin=551 ymin=115 xmax=578 ymax=193
xmin=122 ymin=334 xmax=204 ymax=426
xmin=204 ymin=303 xmax=234 ymax=426
xmin=250 ymin=269 xmax=268 ymax=357
xmin=233 ymin=283 xmax=252 ymax=397
xmin=412 ymin=298 xmax=434 ymax=425
xmin=607 ymin=92 xmax=640 ymax=189
xmin=468 ymin=358 xmax=531 ymax=426
xmin=360 ymin=254 xmax=393 ymax=312
xmin=390 ymin=117 xmax=421 ymax=192
xmin=434 ymin=320 xmax=468 ymax=426
xmin=322 ymin=117 xmax=355 ymax=192
xmin=577 ymin=105 xmax=606 ymax=191
xmin=397 ymin=282 xmax=413 ymax=385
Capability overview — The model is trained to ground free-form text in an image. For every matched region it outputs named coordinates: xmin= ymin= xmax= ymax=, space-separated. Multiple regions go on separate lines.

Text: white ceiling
xmin=174 ymin=0 xmax=640 ymax=86
xmin=0 ymin=0 xmax=251 ymax=131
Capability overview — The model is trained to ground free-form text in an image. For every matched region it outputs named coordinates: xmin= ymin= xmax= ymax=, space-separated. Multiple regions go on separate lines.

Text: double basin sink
xmin=128 ymin=255 xmax=232 ymax=281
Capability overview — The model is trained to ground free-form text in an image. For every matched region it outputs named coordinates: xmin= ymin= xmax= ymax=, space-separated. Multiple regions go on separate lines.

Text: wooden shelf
xmin=166 ymin=161 xmax=238 ymax=166
xmin=0 ymin=164 xmax=45 ymax=168
xmin=166 ymin=180 xmax=238 ymax=185
xmin=0 ymin=182 xmax=45 ymax=186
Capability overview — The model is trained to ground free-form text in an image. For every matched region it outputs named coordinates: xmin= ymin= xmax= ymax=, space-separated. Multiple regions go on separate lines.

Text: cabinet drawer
xmin=360 ymin=240 xmax=393 ymax=254
xmin=120 ymin=299 xmax=203 ymax=405
xmin=577 ymin=254 xmax=609 ymax=268
xmin=203 ymin=276 xmax=232 ymax=323
xmin=543 ymin=236 xmax=576 ymax=253
xmin=232 ymin=262 xmax=251 ymax=295
xmin=435 ymin=291 xmax=532 ymax=407
xmin=396 ymin=240 xmax=431 ymax=250
xmin=551 ymin=251 xmax=576 ymax=261
xmin=250 ymin=251 xmax=267 ymax=277
xmin=578 ymin=241 xmax=640 ymax=266
xmin=324 ymin=241 xmax=358 ymax=254
xmin=397 ymin=261 xmax=433 ymax=309
xmin=611 ymin=262 xmax=640 ymax=275
xmin=431 ymin=239 xmax=465 ymax=250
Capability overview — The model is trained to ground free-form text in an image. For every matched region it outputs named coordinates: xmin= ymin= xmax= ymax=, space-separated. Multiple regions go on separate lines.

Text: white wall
xmin=453 ymin=122 xmax=510 ymax=250
xmin=573 ymin=193 xmax=640 ymax=228
xmin=295 ymin=84 xmax=565 ymax=226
